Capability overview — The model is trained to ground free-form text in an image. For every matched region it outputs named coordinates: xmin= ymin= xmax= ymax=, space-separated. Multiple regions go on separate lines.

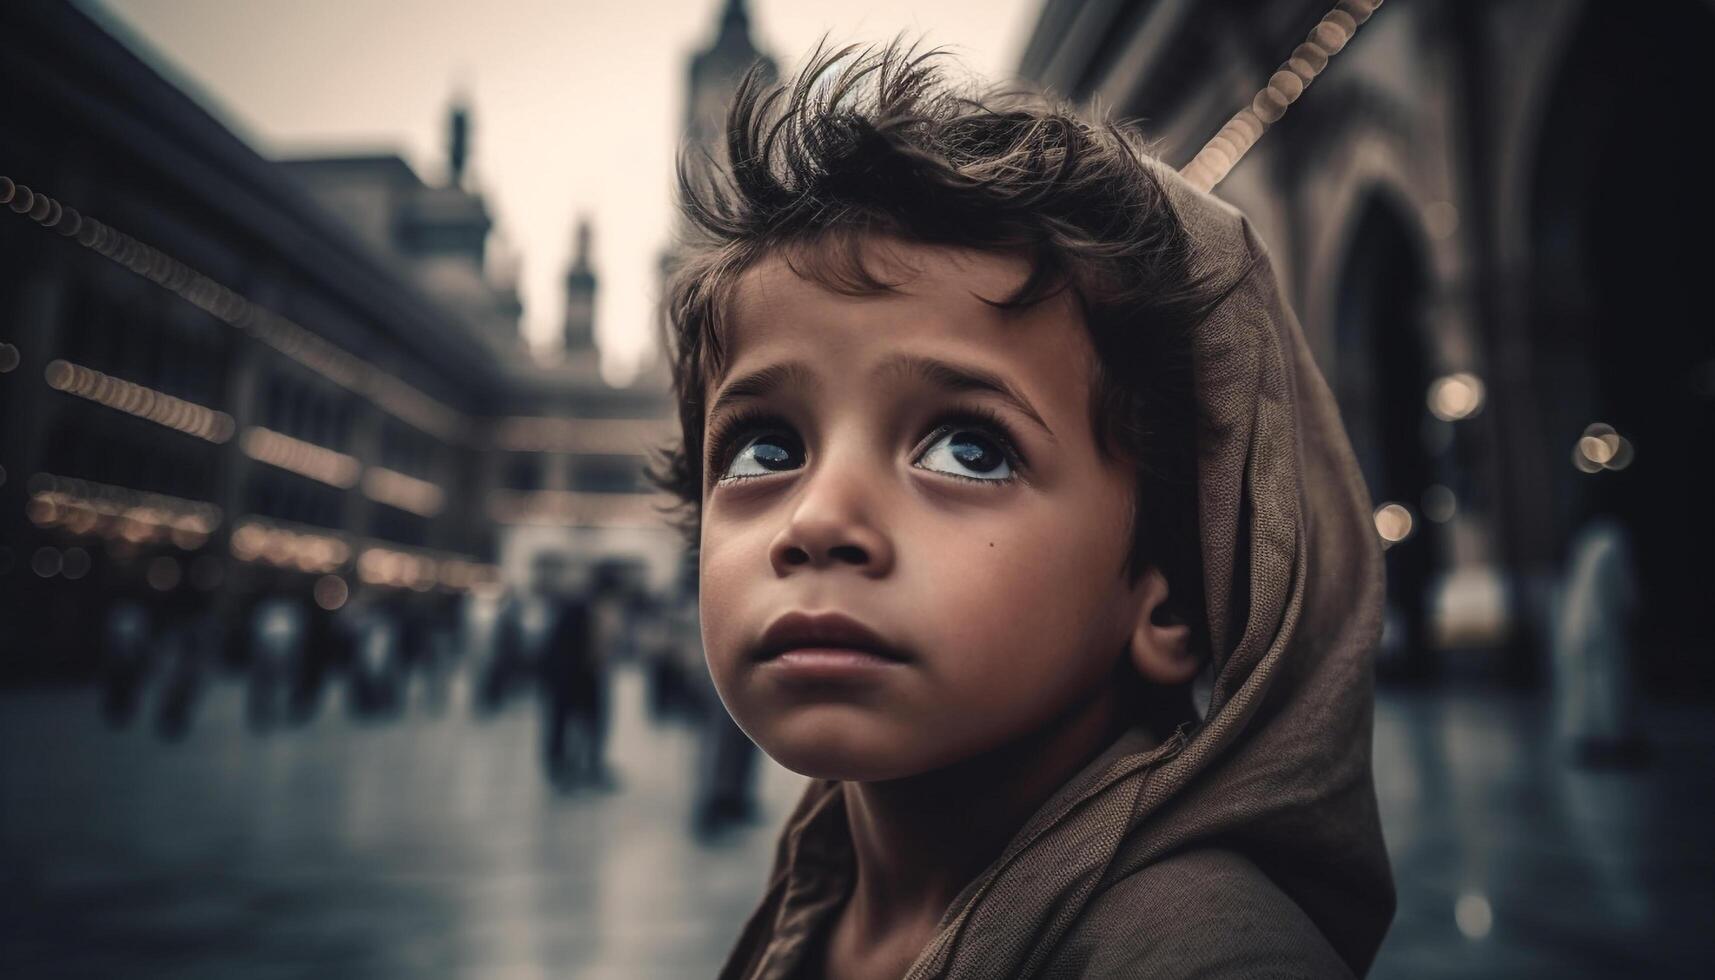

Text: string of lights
xmin=229 ymin=516 xmax=351 ymax=574
xmin=240 ymin=425 xmax=362 ymax=489
xmin=26 ymin=472 xmax=222 ymax=550
xmin=229 ymin=513 xmax=498 ymax=592
xmin=44 ymin=358 xmax=236 ymax=443
xmin=1 ymin=173 xmax=467 ymax=443
xmin=361 ymin=466 xmax=447 ymax=517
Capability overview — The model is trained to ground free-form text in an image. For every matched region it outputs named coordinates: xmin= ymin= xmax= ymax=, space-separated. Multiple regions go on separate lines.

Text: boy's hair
xmin=653 ymin=41 xmax=1221 ymax=646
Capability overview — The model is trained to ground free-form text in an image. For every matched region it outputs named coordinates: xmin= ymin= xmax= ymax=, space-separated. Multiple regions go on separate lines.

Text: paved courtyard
xmin=2 ymin=666 xmax=1710 ymax=978
xmin=1 ymin=667 xmax=808 ymax=978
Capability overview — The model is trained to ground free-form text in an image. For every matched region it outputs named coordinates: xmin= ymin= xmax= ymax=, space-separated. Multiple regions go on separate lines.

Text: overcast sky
xmin=84 ymin=0 xmax=1044 ymax=385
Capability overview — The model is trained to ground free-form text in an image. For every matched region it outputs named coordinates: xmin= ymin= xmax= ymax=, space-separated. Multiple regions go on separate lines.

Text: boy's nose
xmin=768 ymin=467 xmax=895 ymax=579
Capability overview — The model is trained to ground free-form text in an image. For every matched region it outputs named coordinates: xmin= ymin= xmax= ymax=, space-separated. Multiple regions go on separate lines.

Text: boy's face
xmin=699 ymin=240 xmax=1145 ymax=781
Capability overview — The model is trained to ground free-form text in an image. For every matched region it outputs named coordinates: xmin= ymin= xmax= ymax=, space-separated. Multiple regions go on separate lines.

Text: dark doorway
xmin=1334 ymin=195 xmax=1443 ymax=680
xmin=1528 ymin=0 xmax=1715 ymax=694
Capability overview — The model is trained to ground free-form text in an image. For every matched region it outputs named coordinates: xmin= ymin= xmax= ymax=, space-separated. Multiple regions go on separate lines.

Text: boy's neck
xmin=836 ymin=685 xmax=1138 ymax=943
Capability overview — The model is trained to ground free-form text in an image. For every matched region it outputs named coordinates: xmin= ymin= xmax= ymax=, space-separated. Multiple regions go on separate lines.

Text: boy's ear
xmin=1127 ymin=566 xmax=1199 ymax=686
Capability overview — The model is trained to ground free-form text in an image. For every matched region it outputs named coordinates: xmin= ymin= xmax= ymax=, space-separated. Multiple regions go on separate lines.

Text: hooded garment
xmin=718 ymin=163 xmax=1395 ymax=979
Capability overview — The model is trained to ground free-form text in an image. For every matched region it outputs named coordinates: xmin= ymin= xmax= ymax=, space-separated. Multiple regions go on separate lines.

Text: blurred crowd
xmin=92 ymin=551 xmax=762 ymax=840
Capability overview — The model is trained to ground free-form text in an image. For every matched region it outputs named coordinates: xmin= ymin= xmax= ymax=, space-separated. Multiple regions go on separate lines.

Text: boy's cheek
xmin=697 ymin=507 xmax=762 ymax=588
xmin=697 ymin=518 xmax=788 ymax=695
xmin=696 ymin=543 xmax=749 ymax=669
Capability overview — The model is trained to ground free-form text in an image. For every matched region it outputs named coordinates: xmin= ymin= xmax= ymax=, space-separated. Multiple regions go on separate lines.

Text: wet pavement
xmin=2 ymin=668 xmax=1711 ymax=978
xmin=1368 ymin=689 xmax=1713 ymax=978
xmin=0 ymin=667 xmax=809 ymax=979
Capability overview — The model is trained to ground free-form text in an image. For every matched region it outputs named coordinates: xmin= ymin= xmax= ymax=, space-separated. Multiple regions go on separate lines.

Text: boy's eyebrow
xmin=878 ymin=353 xmax=1056 ymax=439
xmin=707 ymin=354 xmax=1056 ymax=440
xmin=707 ymin=360 xmax=815 ymax=421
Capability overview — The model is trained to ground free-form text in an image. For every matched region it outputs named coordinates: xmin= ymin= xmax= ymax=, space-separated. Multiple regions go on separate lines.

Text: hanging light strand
xmin=1 ymin=174 xmax=466 ymax=441
xmin=1181 ymin=0 xmax=1384 ymax=193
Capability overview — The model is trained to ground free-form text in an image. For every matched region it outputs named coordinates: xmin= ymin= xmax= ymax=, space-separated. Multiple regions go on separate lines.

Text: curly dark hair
xmin=651 ymin=40 xmax=1222 ymax=636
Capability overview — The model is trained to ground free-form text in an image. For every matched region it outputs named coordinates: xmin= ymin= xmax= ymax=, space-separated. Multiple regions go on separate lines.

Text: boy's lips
xmin=750 ymin=610 xmax=914 ymax=664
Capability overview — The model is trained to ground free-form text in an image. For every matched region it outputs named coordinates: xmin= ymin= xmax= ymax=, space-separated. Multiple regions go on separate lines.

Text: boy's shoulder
xmin=1051 ymin=846 xmax=1356 ymax=979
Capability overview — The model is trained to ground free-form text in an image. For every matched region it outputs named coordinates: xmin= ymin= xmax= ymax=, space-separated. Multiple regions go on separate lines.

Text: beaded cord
xmin=1181 ymin=0 xmax=1384 ymax=193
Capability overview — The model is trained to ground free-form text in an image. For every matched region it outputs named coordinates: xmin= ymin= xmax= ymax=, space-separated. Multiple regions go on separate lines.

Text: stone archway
xmin=1527 ymin=0 xmax=1715 ymax=692
xmin=1333 ymin=192 xmax=1443 ymax=679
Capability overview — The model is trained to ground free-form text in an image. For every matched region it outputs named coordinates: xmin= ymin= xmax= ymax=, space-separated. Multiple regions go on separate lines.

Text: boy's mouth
xmin=750 ymin=610 xmax=914 ymax=664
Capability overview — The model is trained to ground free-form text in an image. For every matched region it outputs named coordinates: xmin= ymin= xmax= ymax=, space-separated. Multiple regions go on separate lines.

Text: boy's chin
xmin=772 ymin=753 xmax=921 ymax=783
xmin=751 ymin=714 xmax=948 ymax=783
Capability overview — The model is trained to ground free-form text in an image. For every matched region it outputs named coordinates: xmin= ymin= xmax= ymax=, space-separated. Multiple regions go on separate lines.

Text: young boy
xmin=655 ymin=44 xmax=1394 ymax=979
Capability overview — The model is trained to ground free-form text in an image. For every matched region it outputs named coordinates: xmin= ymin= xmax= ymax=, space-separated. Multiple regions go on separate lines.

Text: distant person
xmin=290 ymin=590 xmax=341 ymax=724
xmin=153 ymin=605 xmax=216 ymax=741
xmin=639 ymin=592 xmax=688 ymax=721
xmin=99 ymin=599 xmax=151 ymax=727
xmin=1553 ymin=517 xmax=1648 ymax=766
xmin=571 ymin=562 xmax=624 ymax=789
xmin=480 ymin=580 xmax=547 ymax=715
xmin=497 ymin=553 xmax=610 ymax=789
xmin=246 ymin=594 xmax=305 ymax=732
xmin=343 ymin=593 xmax=406 ymax=718
xmin=651 ymin=45 xmax=1393 ymax=977
xmin=410 ymin=591 xmax=462 ymax=713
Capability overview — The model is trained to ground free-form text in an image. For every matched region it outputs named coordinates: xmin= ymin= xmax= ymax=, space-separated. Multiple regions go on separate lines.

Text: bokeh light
xmin=60 ymin=546 xmax=92 ymax=580
xmin=1454 ymin=892 xmax=1494 ymax=940
xmin=1572 ymin=422 xmax=1635 ymax=474
xmin=1427 ymin=372 xmax=1485 ymax=422
xmin=145 ymin=556 xmax=182 ymax=591
xmin=313 ymin=574 xmax=350 ymax=611
xmin=31 ymin=546 xmax=63 ymax=578
xmin=1373 ymin=502 xmax=1415 ymax=547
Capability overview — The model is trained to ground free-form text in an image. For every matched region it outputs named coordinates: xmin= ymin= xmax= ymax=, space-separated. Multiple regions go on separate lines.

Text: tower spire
xmin=572 ymin=217 xmax=592 ymax=272
xmin=721 ymin=0 xmax=749 ymax=32
xmin=563 ymin=215 xmax=597 ymax=355
xmin=446 ymin=90 xmax=471 ymax=188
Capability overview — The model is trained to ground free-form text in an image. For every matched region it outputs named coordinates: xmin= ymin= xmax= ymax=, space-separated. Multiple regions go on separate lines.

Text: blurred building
xmin=0 ymin=2 xmax=676 ymax=678
xmin=280 ymin=106 xmax=679 ymax=594
xmin=279 ymin=114 xmax=526 ymax=362
xmin=684 ymin=0 xmax=780 ymax=162
xmin=657 ymin=0 xmax=779 ymax=361
xmin=1019 ymin=0 xmax=1713 ymax=690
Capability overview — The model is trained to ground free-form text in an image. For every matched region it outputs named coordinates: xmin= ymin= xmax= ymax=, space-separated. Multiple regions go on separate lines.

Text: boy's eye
xmin=915 ymin=427 xmax=1013 ymax=482
xmin=720 ymin=431 xmax=804 ymax=481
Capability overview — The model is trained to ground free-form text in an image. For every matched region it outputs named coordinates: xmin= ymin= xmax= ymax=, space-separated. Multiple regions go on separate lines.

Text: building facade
xmin=283 ymin=107 xmax=680 ymax=594
xmin=657 ymin=0 xmax=779 ymax=355
xmin=1018 ymin=0 xmax=1713 ymax=688
xmin=0 ymin=2 xmax=679 ymax=677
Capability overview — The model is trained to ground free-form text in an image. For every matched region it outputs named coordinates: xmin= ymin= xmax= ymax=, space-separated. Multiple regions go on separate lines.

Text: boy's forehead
xmin=731 ymin=240 xmax=1034 ymax=313
xmin=720 ymin=241 xmax=1088 ymax=382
